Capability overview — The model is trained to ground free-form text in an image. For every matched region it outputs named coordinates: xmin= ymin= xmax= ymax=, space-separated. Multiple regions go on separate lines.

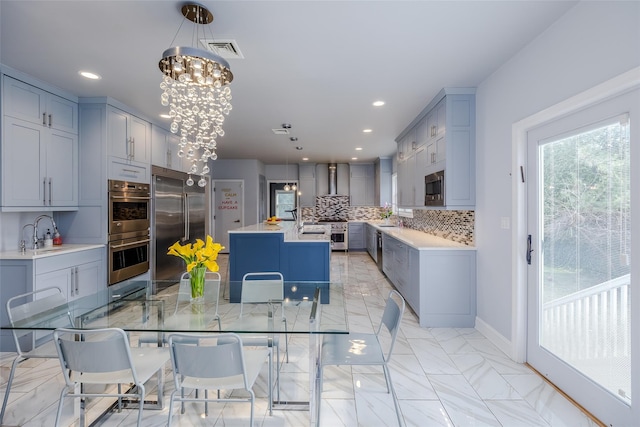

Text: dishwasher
xmin=376 ymin=230 xmax=383 ymax=272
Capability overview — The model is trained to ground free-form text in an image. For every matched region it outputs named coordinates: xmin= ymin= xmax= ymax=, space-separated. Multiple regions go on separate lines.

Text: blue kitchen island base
xmin=228 ymin=229 xmax=331 ymax=303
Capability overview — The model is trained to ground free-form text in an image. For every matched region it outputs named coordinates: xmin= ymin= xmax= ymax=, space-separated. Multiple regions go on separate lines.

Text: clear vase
xmin=190 ymin=266 xmax=206 ymax=302
xmin=384 ymin=217 xmax=390 ymax=225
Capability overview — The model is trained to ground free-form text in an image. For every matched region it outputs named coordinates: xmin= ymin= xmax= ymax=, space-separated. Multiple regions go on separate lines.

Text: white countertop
xmin=0 ymin=244 xmax=105 ymax=260
xmin=366 ymin=221 xmax=475 ymax=251
xmin=229 ymin=221 xmax=331 ymax=243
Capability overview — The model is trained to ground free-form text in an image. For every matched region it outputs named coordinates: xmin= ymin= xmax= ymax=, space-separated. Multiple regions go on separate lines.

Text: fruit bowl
xmin=265 ymin=218 xmax=282 ymax=225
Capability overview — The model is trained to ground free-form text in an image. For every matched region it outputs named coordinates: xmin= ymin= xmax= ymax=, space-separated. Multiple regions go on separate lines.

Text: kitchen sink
xmin=378 ymin=225 xmax=397 ymax=227
xmin=301 ymin=231 xmax=326 ymax=235
xmin=32 ymin=246 xmax=67 ymax=253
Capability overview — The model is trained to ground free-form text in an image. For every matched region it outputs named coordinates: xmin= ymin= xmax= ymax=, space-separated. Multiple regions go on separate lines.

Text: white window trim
xmin=510 ymin=66 xmax=640 ymax=363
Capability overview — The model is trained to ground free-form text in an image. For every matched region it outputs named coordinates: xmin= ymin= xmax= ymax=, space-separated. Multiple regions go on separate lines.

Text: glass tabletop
xmin=3 ymin=279 xmax=348 ymax=335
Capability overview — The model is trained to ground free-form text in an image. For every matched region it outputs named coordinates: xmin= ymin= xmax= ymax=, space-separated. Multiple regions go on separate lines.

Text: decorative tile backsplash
xmin=313 ymin=195 xmax=350 ymax=220
xmin=403 ymin=210 xmax=475 ymax=245
xmin=300 ymin=201 xmax=475 ymax=246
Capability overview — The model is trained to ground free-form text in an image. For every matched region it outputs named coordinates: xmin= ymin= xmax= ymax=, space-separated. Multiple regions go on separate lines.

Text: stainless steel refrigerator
xmin=151 ymin=166 xmax=209 ymax=290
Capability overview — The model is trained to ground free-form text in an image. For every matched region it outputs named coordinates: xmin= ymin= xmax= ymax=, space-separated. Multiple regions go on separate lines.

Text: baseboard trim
xmin=475 ymin=316 xmax=513 ymax=359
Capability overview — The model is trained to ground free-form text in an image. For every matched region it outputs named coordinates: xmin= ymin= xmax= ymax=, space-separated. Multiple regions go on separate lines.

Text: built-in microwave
xmin=425 ymin=170 xmax=445 ymax=206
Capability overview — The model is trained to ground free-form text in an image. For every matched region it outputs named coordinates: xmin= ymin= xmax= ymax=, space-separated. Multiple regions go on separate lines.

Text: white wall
xmin=475 ymin=1 xmax=640 ymax=342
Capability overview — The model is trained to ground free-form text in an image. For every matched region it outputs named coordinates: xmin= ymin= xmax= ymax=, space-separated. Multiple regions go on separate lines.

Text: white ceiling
xmin=0 ymin=0 xmax=577 ymax=165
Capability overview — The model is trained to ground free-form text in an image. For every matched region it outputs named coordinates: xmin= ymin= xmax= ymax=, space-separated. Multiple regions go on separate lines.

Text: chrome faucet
xmin=33 ymin=215 xmax=57 ymax=249
xmin=21 ymin=223 xmax=36 ymax=251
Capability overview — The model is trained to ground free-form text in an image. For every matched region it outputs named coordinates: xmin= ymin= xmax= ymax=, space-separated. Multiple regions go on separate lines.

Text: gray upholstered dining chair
xmin=1 ymin=286 xmax=73 ymax=425
xmin=166 ymin=332 xmax=272 ymax=426
xmin=53 ymin=327 xmax=170 ymax=427
xmin=319 ymin=289 xmax=406 ymax=427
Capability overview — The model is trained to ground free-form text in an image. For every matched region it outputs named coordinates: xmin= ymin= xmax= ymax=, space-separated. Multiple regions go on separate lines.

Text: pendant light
xmin=159 ymin=3 xmax=233 ymax=186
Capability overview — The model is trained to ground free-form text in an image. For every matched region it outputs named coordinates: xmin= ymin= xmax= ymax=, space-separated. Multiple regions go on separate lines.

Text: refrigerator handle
xmin=184 ymin=192 xmax=190 ymax=241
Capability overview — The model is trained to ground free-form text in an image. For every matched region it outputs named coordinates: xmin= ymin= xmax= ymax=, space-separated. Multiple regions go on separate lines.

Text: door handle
xmin=527 ymin=234 xmax=533 ymax=265
xmin=234 ymin=219 xmax=240 ymax=223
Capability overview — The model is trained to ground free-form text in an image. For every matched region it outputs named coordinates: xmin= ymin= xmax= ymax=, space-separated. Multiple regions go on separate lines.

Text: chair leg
xmin=204 ymin=389 xmax=208 ymax=416
xmin=249 ymin=389 xmax=255 ymax=427
xmin=317 ymin=365 xmax=324 ymax=427
xmin=383 ymin=364 xmax=404 ymax=427
xmin=275 ymin=345 xmax=281 ymax=401
xmin=167 ymin=389 xmax=177 ymax=426
xmin=54 ymin=387 xmax=67 ymax=427
xmin=0 ymin=356 xmax=21 ymax=424
xmin=268 ymin=348 xmax=273 ymax=415
xmin=136 ymin=385 xmax=146 ymax=427
xmin=283 ymin=319 xmax=289 ymax=363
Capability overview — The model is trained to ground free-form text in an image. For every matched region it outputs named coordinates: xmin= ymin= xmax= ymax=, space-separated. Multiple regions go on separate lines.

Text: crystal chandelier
xmin=158 ymin=3 xmax=233 ymax=186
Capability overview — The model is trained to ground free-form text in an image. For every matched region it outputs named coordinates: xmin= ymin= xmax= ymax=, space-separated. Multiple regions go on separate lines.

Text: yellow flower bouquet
xmin=167 ymin=235 xmax=224 ymax=300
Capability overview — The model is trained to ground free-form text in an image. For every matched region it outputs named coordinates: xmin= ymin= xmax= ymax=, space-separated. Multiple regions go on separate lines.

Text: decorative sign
xmin=218 ymin=188 xmax=240 ymax=210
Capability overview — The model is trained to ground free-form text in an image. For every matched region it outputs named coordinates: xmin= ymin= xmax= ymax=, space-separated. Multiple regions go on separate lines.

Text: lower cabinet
xmin=382 ymin=234 xmax=476 ymax=327
xmin=348 ymin=222 xmax=365 ymax=250
xmin=0 ymin=247 xmax=105 ymax=351
xmin=35 ymin=251 xmax=102 ymax=302
xmin=365 ymin=223 xmax=377 ymax=262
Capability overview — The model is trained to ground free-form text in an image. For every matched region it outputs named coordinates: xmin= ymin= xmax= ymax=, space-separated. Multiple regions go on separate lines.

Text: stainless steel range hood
xmin=328 ymin=163 xmax=338 ymax=195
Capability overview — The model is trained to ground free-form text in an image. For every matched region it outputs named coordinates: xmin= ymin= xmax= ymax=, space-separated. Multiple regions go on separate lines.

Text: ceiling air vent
xmin=202 ymin=39 xmax=244 ymax=59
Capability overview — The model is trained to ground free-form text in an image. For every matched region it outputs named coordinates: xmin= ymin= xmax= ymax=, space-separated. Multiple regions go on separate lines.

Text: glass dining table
xmin=2 ymin=279 xmax=349 ymax=426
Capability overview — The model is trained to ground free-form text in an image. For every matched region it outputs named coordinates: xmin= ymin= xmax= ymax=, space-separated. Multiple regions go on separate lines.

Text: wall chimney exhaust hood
xmin=328 ymin=163 xmax=338 ymax=195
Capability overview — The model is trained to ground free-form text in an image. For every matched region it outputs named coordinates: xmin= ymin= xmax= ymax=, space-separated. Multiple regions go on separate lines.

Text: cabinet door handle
xmin=48 ymin=114 xmax=52 ymax=128
xmin=167 ymin=149 xmax=172 ymax=168
xmin=131 ymin=137 xmax=135 ymax=159
xmin=75 ymin=266 xmax=79 ymax=295
xmin=70 ymin=267 xmax=75 ymax=296
xmin=43 ymin=178 xmax=47 ymax=205
xmin=48 ymin=178 xmax=52 ymax=205
xmin=42 ymin=113 xmax=47 ymax=126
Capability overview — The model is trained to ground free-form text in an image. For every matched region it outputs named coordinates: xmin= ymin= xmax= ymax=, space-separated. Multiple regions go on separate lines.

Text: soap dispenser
xmin=53 ymin=228 xmax=62 ymax=246
xmin=44 ymin=229 xmax=53 ymax=248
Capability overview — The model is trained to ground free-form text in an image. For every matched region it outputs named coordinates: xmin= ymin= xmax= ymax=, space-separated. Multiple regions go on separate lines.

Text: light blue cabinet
xmin=349 ymin=164 xmax=374 ymax=206
xmin=348 ymin=222 xmax=365 ymax=250
xmin=382 ymin=233 xmax=476 ymax=327
xmin=0 ymin=247 xmax=105 ymax=351
xmin=1 ymin=75 xmax=78 ymax=210
xmin=396 ymin=88 xmax=475 ymax=209
xmin=365 ymin=223 xmax=377 ymax=262
xmin=299 ymin=163 xmax=316 ymax=206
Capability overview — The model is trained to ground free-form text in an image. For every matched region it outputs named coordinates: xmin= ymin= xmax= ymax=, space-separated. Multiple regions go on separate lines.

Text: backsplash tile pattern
xmin=302 ymin=203 xmax=475 ymax=246
xmin=314 ymin=195 xmax=350 ymax=220
xmin=403 ymin=210 xmax=475 ymax=245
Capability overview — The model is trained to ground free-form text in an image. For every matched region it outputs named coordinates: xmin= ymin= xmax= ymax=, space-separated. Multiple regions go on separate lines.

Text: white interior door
xmin=526 ymin=89 xmax=638 ymax=426
xmin=213 ymin=180 xmax=243 ymax=253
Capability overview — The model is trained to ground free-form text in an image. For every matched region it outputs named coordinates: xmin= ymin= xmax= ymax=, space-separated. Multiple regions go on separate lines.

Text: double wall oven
xmin=108 ymin=180 xmax=151 ymax=285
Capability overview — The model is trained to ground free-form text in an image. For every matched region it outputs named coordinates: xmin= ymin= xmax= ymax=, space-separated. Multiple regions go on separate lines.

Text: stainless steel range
xmin=319 ymin=220 xmax=348 ymax=251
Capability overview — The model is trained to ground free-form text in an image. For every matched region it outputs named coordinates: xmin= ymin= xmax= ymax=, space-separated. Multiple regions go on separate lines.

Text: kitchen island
xmin=228 ymin=221 xmax=331 ymax=302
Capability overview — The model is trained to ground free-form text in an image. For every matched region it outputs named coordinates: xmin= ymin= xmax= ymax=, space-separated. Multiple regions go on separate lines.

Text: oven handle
xmin=109 ymin=195 xmax=151 ymax=200
xmin=110 ymin=238 xmax=150 ymax=249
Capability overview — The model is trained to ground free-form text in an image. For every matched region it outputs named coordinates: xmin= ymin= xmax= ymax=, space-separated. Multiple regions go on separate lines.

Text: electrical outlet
xmin=500 ymin=217 xmax=510 ymax=229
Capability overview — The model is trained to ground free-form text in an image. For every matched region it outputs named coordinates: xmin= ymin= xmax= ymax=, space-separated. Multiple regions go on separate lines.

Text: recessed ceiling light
xmin=372 ymin=101 xmax=385 ymax=107
xmin=79 ymin=70 xmax=101 ymax=80
xmin=159 ymin=113 xmax=171 ymax=119
xmin=355 ymin=147 xmax=363 ymax=151
xmin=352 ymin=157 xmax=358 ymax=160
xmin=296 ymin=146 xmax=303 ymax=150
xmin=363 ymin=129 xmax=372 ymax=133
xmin=290 ymin=137 xmax=298 ymax=142
xmin=302 ymin=157 xmax=309 ymax=161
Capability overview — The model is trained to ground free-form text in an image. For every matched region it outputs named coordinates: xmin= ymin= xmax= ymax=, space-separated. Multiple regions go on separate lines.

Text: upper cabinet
xmin=396 ymin=88 xmax=475 ymax=209
xmin=349 ymin=163 xmax=374 ymax=206
xmin=151 ymin=124 xmax=187 ymax=173
xmin=299 ymin=163 xmax=316 ymax=207
xmin=1 ymin=75 xmax=78 ymax=211
xmin=3 ymin=76 xmax=78 ymax=134
xmin=107 ymin=105 xmax=151 ymax=165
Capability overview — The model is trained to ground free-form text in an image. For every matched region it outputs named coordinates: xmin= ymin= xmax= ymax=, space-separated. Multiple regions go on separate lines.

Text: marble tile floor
xmin=0 ymin=252 xmax=601 ymax=426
